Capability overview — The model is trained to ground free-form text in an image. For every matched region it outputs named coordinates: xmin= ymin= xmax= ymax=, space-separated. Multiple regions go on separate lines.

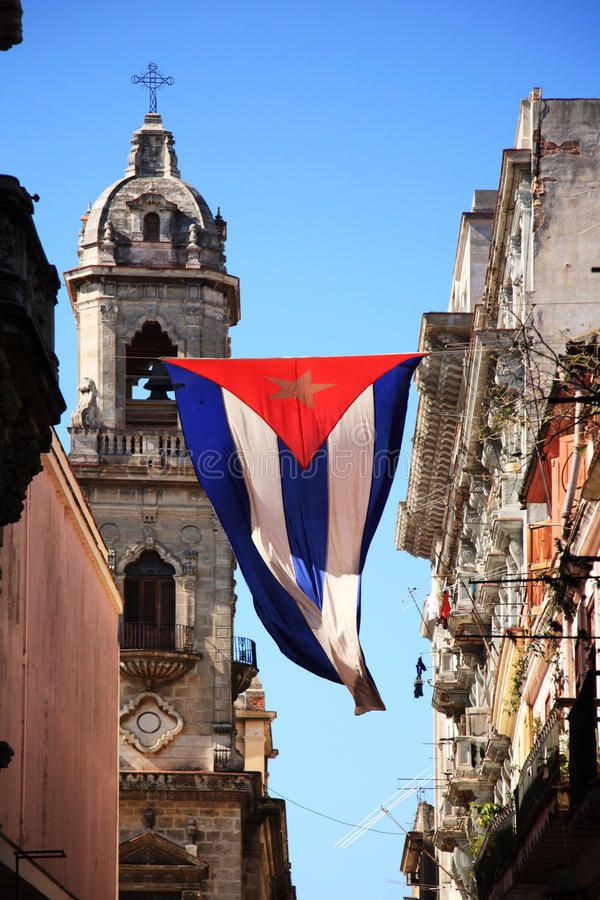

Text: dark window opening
xmin=122 ymin=551 xmax=176 ymax=649
xmin=143 ymin=212 xmax=160 ymax=242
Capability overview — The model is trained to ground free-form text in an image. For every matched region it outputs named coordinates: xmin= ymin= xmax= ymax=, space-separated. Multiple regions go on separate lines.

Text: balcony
xmin=213 ymin=723 xmax=244 ymax=772
xmin=480 ymin=729 xmax=511 ymax=782
xmin=118 ymin=622 xmax=201 ymax=688
xmin=432 ymin=650 xmax=474 ymax=716
xmin=474 ymin=709 xmax=569 ymax=900
xmin=515 ymin=708 xmax=565 ymax=836
xmin=232 ymin=636 xmax=258 ymax=699
xmin=435 ymin=806 xmax=467 ymax=852
xmin=96 ymin=429 xmax=191 ymax=470
xmin=447 ymin=595 xmax=492 ymax=655
xmin=447 ymin=736 xmax=492 ymax=806
xmin=475 ymin=681 xmax=600 ymax=900
xmin=474 ymin=803 xmax=517 ymax=900
xmin=214 ymin=745 xmax=232 ymax=770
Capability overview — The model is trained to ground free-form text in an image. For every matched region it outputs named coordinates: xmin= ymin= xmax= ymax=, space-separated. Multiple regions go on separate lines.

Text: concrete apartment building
xmin=398 ymin=90 xmax=600 ymax=899
xmin=66 ymin=112 xmax=296 ymax=899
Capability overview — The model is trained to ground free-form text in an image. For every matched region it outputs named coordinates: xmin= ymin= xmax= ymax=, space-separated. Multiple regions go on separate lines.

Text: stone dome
xmin=77 ymin=114 xmax=226 ymax=271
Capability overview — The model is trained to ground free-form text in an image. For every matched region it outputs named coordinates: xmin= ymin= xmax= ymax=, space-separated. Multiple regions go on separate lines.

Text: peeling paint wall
xmin=532 ymin=98 xmax=600 ymax=348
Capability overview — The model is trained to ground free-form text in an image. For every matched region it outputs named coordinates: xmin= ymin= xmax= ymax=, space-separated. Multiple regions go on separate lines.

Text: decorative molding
xmin=120 ymin=649 xmax=200 ymax=688
xmin=116 ymin=541 xmax=183 ymax=576
xmin=119 ymin=691 xmax=183 ymax=753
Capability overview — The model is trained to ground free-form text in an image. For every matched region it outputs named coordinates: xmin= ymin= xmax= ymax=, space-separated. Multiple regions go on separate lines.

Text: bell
xmin=143 ymin=360 xmax=173 ymax=400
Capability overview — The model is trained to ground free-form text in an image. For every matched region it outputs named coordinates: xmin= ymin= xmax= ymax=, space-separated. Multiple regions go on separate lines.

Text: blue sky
xmin=3 ymin=1 xmax=600 ymax=896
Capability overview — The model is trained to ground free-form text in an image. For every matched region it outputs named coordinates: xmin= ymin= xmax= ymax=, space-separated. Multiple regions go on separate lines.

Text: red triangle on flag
xmin=165 ymin=354 xmax=423 ymax=468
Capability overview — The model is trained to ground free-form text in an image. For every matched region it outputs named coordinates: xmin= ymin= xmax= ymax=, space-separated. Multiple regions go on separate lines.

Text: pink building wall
xmin=0 ymin=433 xmax=122 ymax=899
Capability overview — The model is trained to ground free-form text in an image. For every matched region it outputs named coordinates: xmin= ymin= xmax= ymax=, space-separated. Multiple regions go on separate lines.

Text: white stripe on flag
xmin=222 ymin=387 xmax=384 ymax=713
xmin=221 ymin=389 xmax=323 ymax=631
xmin=323 ymin=384 xmax=385 ymax=713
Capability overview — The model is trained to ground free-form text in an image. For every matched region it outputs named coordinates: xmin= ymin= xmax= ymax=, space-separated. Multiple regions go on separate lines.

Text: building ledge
xmin=397 ymin=312 xmax=472 ymax=559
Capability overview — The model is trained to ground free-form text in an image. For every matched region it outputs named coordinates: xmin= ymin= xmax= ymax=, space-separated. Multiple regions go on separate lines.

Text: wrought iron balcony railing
xmin=214 ymin=747 xmax=231 ymax=771
xmin=119 ymin=622 xmax=195 ymax=652
xmin=232 ymin=636 xmax=258 ymax=699
xmin=515 ymin=707 xmax=562 ymax=837
xmin=474 ymin=802 xmax=517 ymax=899
xmin=233 ymin=636 xmax=257 ymax=667
xmin=474 ymin=707 xmax=567 ymax=898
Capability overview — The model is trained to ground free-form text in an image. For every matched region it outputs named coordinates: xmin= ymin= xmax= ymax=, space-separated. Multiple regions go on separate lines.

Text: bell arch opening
xmin=125 ymin=321 xmax=178 ymax=428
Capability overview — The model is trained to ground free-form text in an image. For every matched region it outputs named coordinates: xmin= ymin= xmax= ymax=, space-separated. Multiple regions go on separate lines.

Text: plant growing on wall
xmin=467 ymin=801 xmax=505 ymax=861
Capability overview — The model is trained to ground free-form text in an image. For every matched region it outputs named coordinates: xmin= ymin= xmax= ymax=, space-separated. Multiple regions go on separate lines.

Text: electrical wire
xmin=266 ymin=786 xmax=401 ymax=835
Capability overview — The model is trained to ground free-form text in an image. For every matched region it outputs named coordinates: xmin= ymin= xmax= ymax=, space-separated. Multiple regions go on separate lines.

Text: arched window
xmin=143 ymin=212 xmax=160 ymax=242
xmin=122 ymin=551 xmax=176 ymax=649
xmin=125 ymin=321 xmax=178 ymax=426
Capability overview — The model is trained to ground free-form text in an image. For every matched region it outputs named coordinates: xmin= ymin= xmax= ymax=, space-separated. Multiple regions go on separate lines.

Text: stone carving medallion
xmin=120 ymin=691 xmax=183 ymax=753
xmin=180 ymin=525 xmax=201 ymax=544
xmin=100 ymin=522 xmax=120 ymax=544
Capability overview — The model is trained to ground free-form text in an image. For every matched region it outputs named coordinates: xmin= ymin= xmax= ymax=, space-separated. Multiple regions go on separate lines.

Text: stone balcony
xmin=447 ymin=736 xmax=493 ymax=806
xmin=480 ymin=729 xmax=511 ymax=783
xmin=396 ymin=311 xmax=473 ymax=560
xmin=447 ymin=595 xmax=492 ymax=655
xmin=69 ymin=425 xmax=194 ymax=471
xmin=434 ymin=805 xmax=467 ymax=853
xmin=432 ymin=650 xmax=475 ymax=716
xmin=119 ymin=622 xmax=201 ymax=689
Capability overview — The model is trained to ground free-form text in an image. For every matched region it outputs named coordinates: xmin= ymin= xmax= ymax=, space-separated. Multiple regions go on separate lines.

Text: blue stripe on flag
xmin=359 ymin=359 xmax=419 ymax=570
xmin=167 ymin=364 xmax=341 ymax=683
xmin=278 ymin=441 xmax=328 ymax=612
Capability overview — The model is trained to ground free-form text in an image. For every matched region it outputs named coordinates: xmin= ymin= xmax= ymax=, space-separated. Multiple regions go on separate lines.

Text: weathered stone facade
xmin=399 ymin=91 xmax=600 ymax=899
xmin=67 ymin=113 xmax=295 ymax=899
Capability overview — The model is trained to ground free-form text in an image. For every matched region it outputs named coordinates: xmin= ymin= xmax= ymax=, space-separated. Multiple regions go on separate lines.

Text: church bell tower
xmin=66 ymin=105 xmax=295 ymax=898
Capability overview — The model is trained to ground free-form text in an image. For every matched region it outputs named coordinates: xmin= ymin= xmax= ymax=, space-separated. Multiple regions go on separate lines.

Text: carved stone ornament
xmin=507 ymin=537 xmax=523 ymax=574
xmin=120 ymin=648 xmax=200 ymax=688
xmin=508 ymin=233 xmax=523 ymax=285
xmin=183 ymin=549 xmax=198 ymax=575
xmin=101 ymin=217 xmax=116 ymax=264
xmin=100 ymin=302 xmax=117 ymax=323
xmin=71 ymin=377 xmax=101 ymax=430
xmin=186 ymin=222 xmax=201 ymax=269
xmin=494 ymin=351 xmax=524 ymax=393
xmin=118 ymin=830 xmax=208 ymax=888
xmin=120 ymin=691 xmax=183 ymax=753
xmin=180 ymin=524 xmax=202 ymax=544
xmin=100 ymin=522 xmax=120 ymax=544
xmin=185 ymin=307 xmax=202 ymax=325
xmin=482 ymin=438 xmax=502 ymax=472
xmin=457 ymin=539 xmax=477 ymax=569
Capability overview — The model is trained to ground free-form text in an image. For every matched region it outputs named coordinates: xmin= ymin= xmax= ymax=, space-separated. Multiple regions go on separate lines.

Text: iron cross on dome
xmin=131 ymin=63 xmax=174 ymax=113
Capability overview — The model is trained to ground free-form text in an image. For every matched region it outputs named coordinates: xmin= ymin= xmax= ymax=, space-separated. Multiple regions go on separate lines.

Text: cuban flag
xmin=164 ymin=354 xmax=423 ymax=714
